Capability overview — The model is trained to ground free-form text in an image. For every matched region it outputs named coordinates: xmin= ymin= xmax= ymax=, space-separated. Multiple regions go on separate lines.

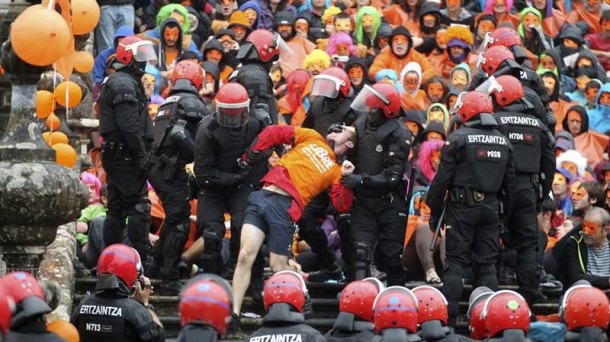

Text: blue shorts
xmin=243 ymin=189 xmax=295 ymax=257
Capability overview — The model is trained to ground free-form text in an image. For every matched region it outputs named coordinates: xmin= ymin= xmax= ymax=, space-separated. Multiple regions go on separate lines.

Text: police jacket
xmin=99 ymin=69 xmax=154 ymax=157
xmin=494 ymin=103 xmax=555 ymax=198
xmin=416 ymin=321 xmax=475 ymax=342
xmin=71 ymin=274 xmax=165 ymax=342
xmin=194 ymin=115 xmax=267 ymax=189
xmin=426 ymin=115 xmax=517 ymax=218
xmin=564 ymin=231 xmax=610 ymax=289
xmin=246 ymin=304 xmax=326 ymax=342
xmin=5 ymin=320 xmax=66 ymax=342
xmin=352 ymin=115 xmax=412 ymax=192
xmin=229 ymin=63 xmax=278 ymax=124
xmin=302 ymin=95 xmax=360 ymax=136
xmin=378 ymin=328 xmax=422 ymax=342
xmin=152 ymin=79 xmax=209 ymax=163
xmin=176 ymin=324 xmax=219 ymax=342
xmin=325 ymin=312 xmax=379 ymax=342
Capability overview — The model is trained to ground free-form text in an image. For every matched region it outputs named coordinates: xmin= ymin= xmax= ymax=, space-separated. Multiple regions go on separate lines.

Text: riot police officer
xmin=229 ymin=29 xmax=280 ymax=125
xmin=489 ymin=75 xmax=555 ymax=305
xmin=342 ymin=82 xmax=412 ymax=286
xmin=194 ymin=83 xmax=267 ymax=279
xmin=71 ymin=244 xmax=165 ymax=342
xmin=1 ymin=272 xmax=64 ymax=342
xmin=98 ymin=36 xmax=158 ymax=260
xmin=427 ymin=91 xmax=516 ymax=327
xmin=177 ymin=274 xmax=233 ymax=342
xmin=148 ymin=60 xmax=210 ymax=295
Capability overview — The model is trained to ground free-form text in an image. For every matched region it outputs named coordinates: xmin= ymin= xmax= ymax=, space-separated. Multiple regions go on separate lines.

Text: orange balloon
xmin=10 ymin=5 xmax=71 ymax=66
xmin=73 ymin=51 xmax=94 ymax=73
xmin=53 ymin=37 xmax=75 ymax=80
xmin=52 ymin=143 xmax=78 ymax=168
xmin=46 ymin=114 xmax=60 ymax=131
xmin=36 ymin=90 xmax=54 ymax=119
xmin=42 ymin=131 xmax=69 ymax=146
xmin=54 ymin=81 xmax=82 ymax=108
xmin=46 ymin=320 xmax=79 ymax=342
xmin=71 ymin=0 xmax=100 ymax=35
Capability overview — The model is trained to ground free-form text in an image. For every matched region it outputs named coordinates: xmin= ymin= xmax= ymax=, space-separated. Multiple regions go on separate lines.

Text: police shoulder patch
xmin=164 ymin=95 xmax=181 ymax=103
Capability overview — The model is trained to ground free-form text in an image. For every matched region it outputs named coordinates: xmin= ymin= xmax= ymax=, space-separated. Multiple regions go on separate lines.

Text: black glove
xmin=341 ymin=174 xmax=363 ymax=189
xmin=135 ymin=151 xmax=150 ymax=175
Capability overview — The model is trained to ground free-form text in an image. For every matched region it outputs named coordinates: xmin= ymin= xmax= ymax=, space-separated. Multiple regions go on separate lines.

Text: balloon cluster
xmin=13 ymin=0 xmax=99 ymax=169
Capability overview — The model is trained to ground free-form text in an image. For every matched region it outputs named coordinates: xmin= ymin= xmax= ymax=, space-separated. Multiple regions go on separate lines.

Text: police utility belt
xmin=449 ymin=187 xmax=497 ymax=206
xmin=102 ymin=141 xmax=132 ymax=160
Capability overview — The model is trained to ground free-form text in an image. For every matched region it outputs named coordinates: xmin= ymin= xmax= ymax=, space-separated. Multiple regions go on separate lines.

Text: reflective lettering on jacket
xmin=79 ymin=305 xmax=123 ymax=317
xmin=250 ymin=334 xmax=304 ymax=342
xmin=467 ymin=135 xmax=508 ymax=145
xmin=499 ymin=116 xmax=540 ymax=126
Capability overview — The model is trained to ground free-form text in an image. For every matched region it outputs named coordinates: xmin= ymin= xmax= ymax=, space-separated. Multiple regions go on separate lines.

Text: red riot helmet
xmin=116 ymin=36 xmax=158 ymax=65
xmin=237 ymin=29 xmax=281 ymax=63
xmin=560 ymin=284 xmax=610 ymax=332
xmin=373 ymin=286 xmax=419 ymax=334
xmin=0 ymin=284 xmax=14 ymax=336
xmin=479 ymin=45 xmax=515 ymax=76
xmin=339 ymin=278 xmax=385 ymax=322
xmin=487 ymin=75 xmax=525 ymax=107
xmin=215 ymin=83 xmax=250 ymax=127
xmin=179 ymin=274 xmax=233 ymax=337
xmin=454 ymin=91 xmax=494 ymax=123
xmin=351 ymin=83 xmax=401 ymax=118
xmin=311 ymin=67 xmax=351 ymax=99
xmin=263 ymin=270 xmax=307 ymax=313
xmin=1 ymin=272 xmax=51 ymax=329
xmin=172 ymin=60 xmax=204 ymax=90
xmin=482 ymin=290 xmax=531 ymax=338
xmin=487 ymin=27 xmax=528 ymax=61
xmin=97 ymin=244 xmax=142 ymax=289
xmin=412 ymin=285 xmax=449 ymax=325
xmin=467 ymin=286 xmax=494 ymax=340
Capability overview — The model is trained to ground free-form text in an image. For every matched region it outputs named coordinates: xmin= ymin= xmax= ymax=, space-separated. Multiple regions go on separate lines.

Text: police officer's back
xmin=326 ymin=278 xmax=383 ymax=342
xmin=71 ymin=244 xmax=165 ymax=342
xmin=176 ymin=274 xmax=233 ymax=342
xmin=1 ymin=272 xmax=64 ymax=342
xmin=98 ymin=36 xmax=158 ymax=260
xmin=373 ymin=287 xmax=421 ymax=342
xmin=490 ymin=75 xmax=555 ymax=305
xmin=427 ymin=91 xmax=516 ymax=327
xmin=245 ymin=271 xmax=326 ymax=342
xmin=148 ymin=60 xmax=209 ymax=295
xmin=230 ymin=29 xmax=280 ymax=125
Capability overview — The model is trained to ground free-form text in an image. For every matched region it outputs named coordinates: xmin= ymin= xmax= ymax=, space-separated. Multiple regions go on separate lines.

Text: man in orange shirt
xmin=230 ymin=125 xmax=356 ymax=330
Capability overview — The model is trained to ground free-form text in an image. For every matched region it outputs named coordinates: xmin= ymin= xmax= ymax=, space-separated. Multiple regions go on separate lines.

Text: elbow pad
xmin=253 ymin=103 xmax=271 ymax=125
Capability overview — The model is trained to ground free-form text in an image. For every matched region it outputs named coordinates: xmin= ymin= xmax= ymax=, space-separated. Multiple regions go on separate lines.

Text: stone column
xmin=0 ymin=40 xmax=88 ymax=274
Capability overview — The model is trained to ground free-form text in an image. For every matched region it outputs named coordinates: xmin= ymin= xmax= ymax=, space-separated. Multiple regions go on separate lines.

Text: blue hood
xmin=596 ymin=82 xmax=610 ymax=110
xmin=114 ymin=26 xmax=134 ymax=46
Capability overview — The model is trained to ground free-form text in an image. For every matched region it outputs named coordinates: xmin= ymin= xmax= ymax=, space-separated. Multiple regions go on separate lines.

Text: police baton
xmin=430 ymin=202 xmax=447 ymax=252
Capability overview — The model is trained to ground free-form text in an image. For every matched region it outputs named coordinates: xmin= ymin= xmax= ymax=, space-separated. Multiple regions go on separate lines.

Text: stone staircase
xmin=74 ymin=277 xmax=562 ymax=341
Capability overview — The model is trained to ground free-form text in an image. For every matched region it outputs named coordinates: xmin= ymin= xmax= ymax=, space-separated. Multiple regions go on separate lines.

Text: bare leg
xmin=182 ymin=237 xmax=204 ymax=263
xmin=232 ymin=223 xmax=266 ymax=315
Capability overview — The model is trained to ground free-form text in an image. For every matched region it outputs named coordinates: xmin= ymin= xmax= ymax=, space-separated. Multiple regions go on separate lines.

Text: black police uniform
xmin=348 ymin=113 xmax=412 ymax=286
xmin=300 ymin=95 xmax=361 ymax=280
xmin=5 ymin=322 xmax=66 ymax=342
xmin=325 ymin=312 xmax=377 ymax=342
xmin=229 ymin=64 xmax=278 ymax=125
xmin=148 ymin=79 xmax=209 ymax=291
xmin=194 ymin=114 xmax=267 ymax=276
xmin=427 ymin=115 xmax=516 ymax=326
xmin=245 ymin=304 xmax=326 ymax=342
xmin=176 ymin=325 xmax=219 ymax=342
xmin=494 ymin=101 xmax=555 ymax=304
xmin=71 ymin=274 xmax=165 ymax=342
xmin=99 ymin=67 xmax=154 ymax=260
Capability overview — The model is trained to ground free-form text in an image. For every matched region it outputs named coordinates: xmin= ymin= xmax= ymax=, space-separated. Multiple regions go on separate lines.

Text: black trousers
xmin=350 ymin=191 xmax=407 ymax=286
xmin=442 ymin=198 xmax=500 ymax=326
xmin=148 ymin=161 xmax=190 ymax=280
xmin=296 ymin=192 xmax=336 ymax=269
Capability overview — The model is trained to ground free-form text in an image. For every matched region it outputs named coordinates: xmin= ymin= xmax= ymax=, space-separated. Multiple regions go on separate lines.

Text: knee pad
xmin=203 ymin=231 xmax=223 ymax=254
xmin=352 ymin=242 xmax=371 ymax=280
xmin=201 ymin=231 xmax=223 ymax=275
xmin=129 ymin=198 xmax=152 ymax=216
xmin=335 ymin=213 xmax=351 ymax=232
xmin=353 ymin=242 xmax=370 ymax=262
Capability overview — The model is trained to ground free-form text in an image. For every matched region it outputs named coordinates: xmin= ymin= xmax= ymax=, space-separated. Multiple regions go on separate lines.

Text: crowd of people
xmin=5 ymin=0 xmax=610 ymax=338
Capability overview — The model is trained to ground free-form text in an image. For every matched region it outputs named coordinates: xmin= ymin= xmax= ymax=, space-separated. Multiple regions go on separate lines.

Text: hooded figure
xmin=574 ymin=49 xmax=608 ymax=83
xmin=432 ymin=24 xmax=474 ymax=78
xmin=588 ymin=82 xmax=610 ymax=134
xmin=94 ymin=26 xmax=134 ymax=85
xmin=354 ymin=6 xmax=381 ymax=49
xmin=369 ymin=26 xmax=437 ymax=84
xmin=400 ymin=62 xmax=428 ymax=111
xmin=374 ymin=23 xmax=393 ymax=52
xmin=277 ymin=69 xmax=311 ymax=124
xmin=202 ymin=38 xmax=234 ymax=84
xmin=414 ymin=121 xmax=447 ymax=146
xmin=450 ymin=63 xmax=471 ymax=91
xmin=426 ymin=103 xmax=450 ymax=132
xmin=517 ymin=7 xmax=553 ymax=57
xmin=418 ymin=2 xmax=442 ymax=37
xmin=560 ymin=105 xmax=607 ymax=169
xmin=402 ymin=109 xmax=426 ymax=138
xmin=258 ymin=0 xmax=297 ymax=30
xmin=155 ymin=18 xmax=184 ymax=73
xmin=344 ymin=56 xmax=370 ymax=95
xmin=552 ymin=24 xmax=586 ymax=73
xmin=275 ymin=11 xmax=316 ymax=77
xmin=239 ymin=0 xmax=262 ymax=29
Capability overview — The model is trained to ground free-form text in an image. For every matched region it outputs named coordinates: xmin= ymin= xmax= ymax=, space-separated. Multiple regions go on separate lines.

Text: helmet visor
xmin=475 ymin=76 xmax=503 ymax=95
xmin=350 ymin=84 xmax=389 ymax=113
xmin=311 ymin=75 xmax=342 ymax=98
xmin=130 ymin=40 xmax=158 ymax=64
xmin=216 ymin=100 xmax=250 ymax=127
